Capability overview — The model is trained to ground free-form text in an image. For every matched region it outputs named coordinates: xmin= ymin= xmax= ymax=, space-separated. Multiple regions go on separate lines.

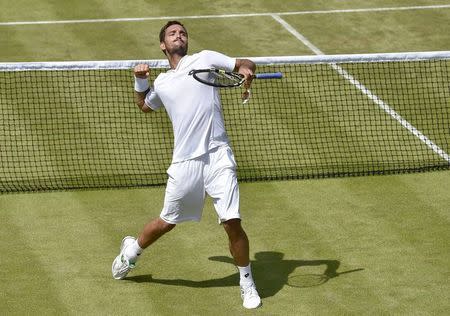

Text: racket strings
xmin=212 ymin=71 xmax=243 ymax=87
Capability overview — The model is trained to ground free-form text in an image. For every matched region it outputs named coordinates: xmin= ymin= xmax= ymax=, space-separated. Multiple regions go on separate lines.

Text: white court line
xmin=270 ymin=14 xmax=324 ymax=55
xmin=1 ymin=4 xmax=450 ymax=26
xmin=271 ymin=14 xmax=450 ymax=163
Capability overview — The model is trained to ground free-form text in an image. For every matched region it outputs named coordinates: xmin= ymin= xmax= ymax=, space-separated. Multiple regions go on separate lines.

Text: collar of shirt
xmin=167 ymin=55 xmax=189 ymax=73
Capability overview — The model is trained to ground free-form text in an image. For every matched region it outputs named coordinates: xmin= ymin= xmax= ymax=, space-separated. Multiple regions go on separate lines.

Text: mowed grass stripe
xmin=0 ymin=210 xmax=69 ymax=314
xmin=281 ymin=9 xmax=450 ymax=53
xmin=2 ymin=4 xmax=450 ymax=25
xmin=0 ymin=192 xmax=160 ymax=314
xmin=0 ymin=16 xmax=312 ymax=61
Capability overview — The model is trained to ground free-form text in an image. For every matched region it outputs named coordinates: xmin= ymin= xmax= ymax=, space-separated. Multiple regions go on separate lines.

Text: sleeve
xmin=201 ymin=50 xmax=236 ymax=72
xmin=144 ymin=86 xmax=164 ymax=111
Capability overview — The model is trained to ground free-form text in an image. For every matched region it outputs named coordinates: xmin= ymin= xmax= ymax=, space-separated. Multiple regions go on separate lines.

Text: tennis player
xmin=112 ymin=20 xmax=261 ymax=309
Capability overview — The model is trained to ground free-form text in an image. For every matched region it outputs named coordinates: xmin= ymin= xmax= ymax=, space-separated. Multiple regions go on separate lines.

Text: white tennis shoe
xmin=111 ymin=236 xmax=136 ymax=280
xmin=240 ymin=282 xmax=261 ymax=309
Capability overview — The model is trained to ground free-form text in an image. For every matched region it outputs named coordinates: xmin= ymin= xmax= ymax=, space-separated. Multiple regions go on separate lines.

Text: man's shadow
xmin=126 ymin=251 xmax=363 ymax=298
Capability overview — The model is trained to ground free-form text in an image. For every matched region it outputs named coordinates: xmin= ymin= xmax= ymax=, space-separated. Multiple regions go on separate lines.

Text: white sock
xmin=124 ymin=239 xmax=143 ymax=263
xmin=237 ymin=264 xmax=254 ymax=285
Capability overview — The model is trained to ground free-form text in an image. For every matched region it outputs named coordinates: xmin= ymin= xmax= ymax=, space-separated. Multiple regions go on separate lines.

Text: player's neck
xmin=167 ymin=53 xmax=186 ymax=69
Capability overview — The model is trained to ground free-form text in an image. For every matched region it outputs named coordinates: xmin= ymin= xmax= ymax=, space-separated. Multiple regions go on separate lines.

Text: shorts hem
xmin=160 ymin=214 xmax=202 ymax=225
xmin=218 ymin=214 xmax=241 ymax=224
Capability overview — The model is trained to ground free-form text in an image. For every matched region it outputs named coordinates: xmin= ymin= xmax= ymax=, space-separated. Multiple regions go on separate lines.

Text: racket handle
xmin=255 ymin=72 xmax=283 ymax=79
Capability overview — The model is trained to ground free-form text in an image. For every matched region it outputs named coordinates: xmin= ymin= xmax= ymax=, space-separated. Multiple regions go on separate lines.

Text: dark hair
xmin=159 ymin=20 xmax=188 ymax=43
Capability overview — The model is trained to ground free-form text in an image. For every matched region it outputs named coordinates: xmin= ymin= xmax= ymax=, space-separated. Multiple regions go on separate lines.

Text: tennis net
xmin=1 ymin=51 xmax=449 ymax=193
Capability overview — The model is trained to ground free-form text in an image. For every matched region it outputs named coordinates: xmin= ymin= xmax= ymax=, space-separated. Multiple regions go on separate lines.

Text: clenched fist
xmin=134 ymin=64 xmax=150 ymax=79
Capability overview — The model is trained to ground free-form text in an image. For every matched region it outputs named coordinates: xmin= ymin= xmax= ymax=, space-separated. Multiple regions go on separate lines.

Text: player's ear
xmin=160 ymin=42 xmax=166 ymax=51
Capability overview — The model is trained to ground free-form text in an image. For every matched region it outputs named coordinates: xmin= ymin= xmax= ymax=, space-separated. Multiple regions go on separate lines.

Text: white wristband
xmin=134 ymin=76 xmax=150 ymax=92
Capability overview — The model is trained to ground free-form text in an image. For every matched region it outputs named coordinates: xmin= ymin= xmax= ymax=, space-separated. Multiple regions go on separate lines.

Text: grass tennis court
xmin=1 ymin=173 xmax=449 ymax=314
xmin=1 ymin=0 xmax=449 ymax=315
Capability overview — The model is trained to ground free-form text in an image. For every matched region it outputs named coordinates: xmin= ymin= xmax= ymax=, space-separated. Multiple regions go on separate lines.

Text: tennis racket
xmin=188 ymin=68 xmax=282 ymax=104
xmin=188 ymin=68 xmax=282 ymax=87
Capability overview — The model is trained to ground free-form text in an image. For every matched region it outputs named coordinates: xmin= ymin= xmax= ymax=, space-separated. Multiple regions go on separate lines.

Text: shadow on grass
xmin=126 ymin=251 xmax=363 ymax=298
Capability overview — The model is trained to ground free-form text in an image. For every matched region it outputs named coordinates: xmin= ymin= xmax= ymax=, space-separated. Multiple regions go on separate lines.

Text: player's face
xmin=160 ymin=24 xmax=188 ymax=56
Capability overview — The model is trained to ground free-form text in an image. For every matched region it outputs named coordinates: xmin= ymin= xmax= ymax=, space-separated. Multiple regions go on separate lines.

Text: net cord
xmin=1 ymin=51 xmax=449 ymax=71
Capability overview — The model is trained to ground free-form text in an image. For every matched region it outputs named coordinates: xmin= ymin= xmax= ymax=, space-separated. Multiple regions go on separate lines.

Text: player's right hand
xmin=134 ymin=64 xmax=150 ymax=79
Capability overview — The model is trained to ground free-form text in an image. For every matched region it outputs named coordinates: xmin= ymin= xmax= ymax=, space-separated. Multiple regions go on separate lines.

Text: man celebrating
xmin=112 ymin=20 xmax=261 ymax=309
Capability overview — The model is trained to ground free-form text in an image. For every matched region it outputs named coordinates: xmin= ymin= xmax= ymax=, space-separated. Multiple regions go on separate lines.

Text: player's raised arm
xmin=133 ymin=64 xmax=152 ymax=113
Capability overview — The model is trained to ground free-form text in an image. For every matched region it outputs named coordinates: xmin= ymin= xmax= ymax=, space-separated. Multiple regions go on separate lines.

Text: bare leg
xmin=137 ymin=217 xmax=176 ymax=249
xmin=223 ymin=219 xmax=261 ymax=308
xmin=222 ymin=218 xmax=250 ymax=267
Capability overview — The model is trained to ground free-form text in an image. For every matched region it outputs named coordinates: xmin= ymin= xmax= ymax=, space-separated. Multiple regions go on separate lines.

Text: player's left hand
xmin=239 ymin=69 xmax=254 ymax=104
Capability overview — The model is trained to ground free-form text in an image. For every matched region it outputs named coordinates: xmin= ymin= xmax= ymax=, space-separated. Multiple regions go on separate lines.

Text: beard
xmin=166 ymin=42 xmax=188 ymax=56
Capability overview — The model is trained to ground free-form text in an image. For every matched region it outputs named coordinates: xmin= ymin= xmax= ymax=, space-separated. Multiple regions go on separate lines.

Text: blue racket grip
xmin=255 ymin=72 xmax=283 ymax=79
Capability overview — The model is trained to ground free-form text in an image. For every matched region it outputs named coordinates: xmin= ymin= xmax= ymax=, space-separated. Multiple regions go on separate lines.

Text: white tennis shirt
xmin=145 ymin=50 xmax=236 ymax=163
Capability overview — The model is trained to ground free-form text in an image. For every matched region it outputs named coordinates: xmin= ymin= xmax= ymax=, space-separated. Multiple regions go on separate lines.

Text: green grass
xmin=1 ymin=0 xmax=447 ymax=22
xmin=1 ymin=171 xmax=449 ymax=314
xmin=1 ymin=0 xmax=449 ymax=61
xmin=1 ymin=0 xmax=450 ymax=315
xmin=282 ymin=8 xmax=450 ymax=54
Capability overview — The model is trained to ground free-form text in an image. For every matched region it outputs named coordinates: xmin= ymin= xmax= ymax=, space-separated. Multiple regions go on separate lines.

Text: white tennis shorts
xmin=160 ymin=145 xmax=240 ymax=224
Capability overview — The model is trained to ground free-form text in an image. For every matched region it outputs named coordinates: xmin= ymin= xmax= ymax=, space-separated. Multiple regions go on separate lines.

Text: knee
xmin=223 ymin=218 xmax=241 ymax=229
xmin=223 ymin=219 xmax=246 ymax=238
